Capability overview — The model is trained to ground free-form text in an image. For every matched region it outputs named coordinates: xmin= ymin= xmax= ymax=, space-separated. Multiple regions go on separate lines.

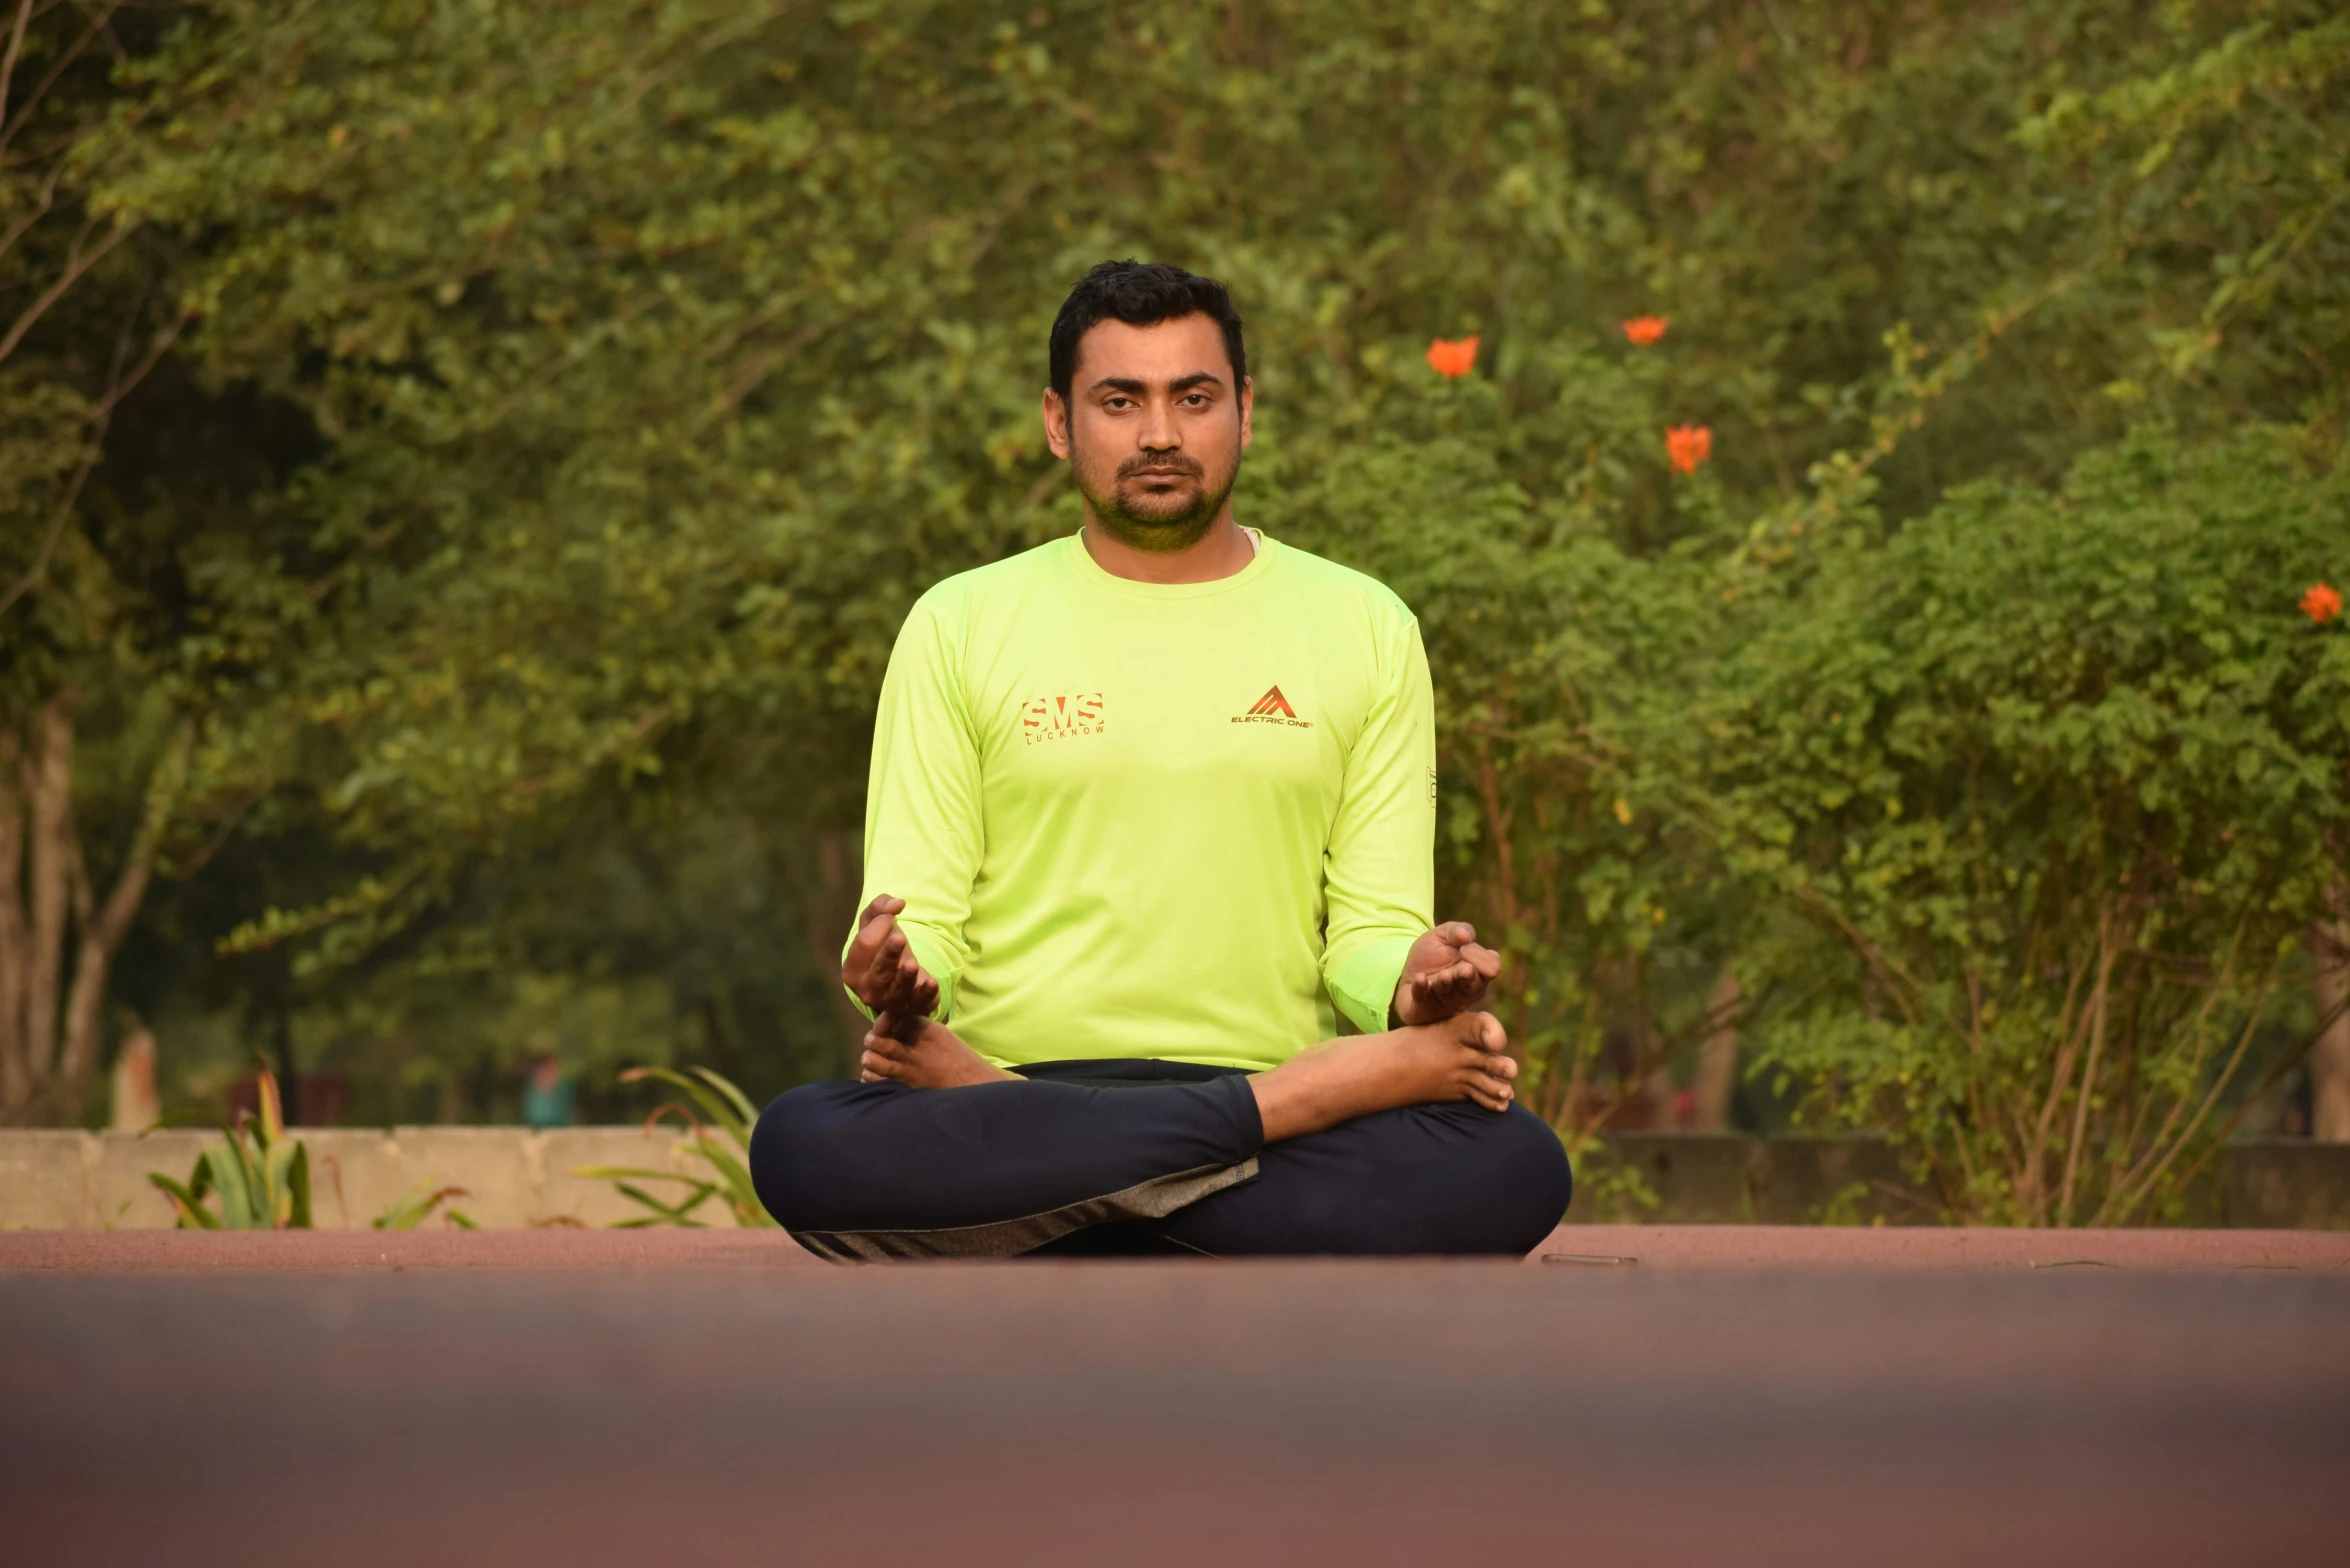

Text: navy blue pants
xmin=749 ymin=1058 xmax=1572 ymax=1261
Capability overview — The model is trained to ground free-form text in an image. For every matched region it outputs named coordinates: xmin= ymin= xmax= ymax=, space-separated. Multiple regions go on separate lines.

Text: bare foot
xmin=1249 ymin=1012 xmax=1517 ymax=1143
xmin=860 ymin=1012 xmax=1017 ymax=1089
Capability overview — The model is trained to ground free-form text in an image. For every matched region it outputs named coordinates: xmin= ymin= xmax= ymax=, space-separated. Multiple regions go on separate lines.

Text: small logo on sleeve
xmin=1022 ymin=692 xmax=1106 ymax=744
xmin=1233 ymin=685 xmax=1312 ymax=729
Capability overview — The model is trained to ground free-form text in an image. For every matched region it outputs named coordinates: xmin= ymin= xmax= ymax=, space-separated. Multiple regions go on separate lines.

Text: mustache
xmin=1116 ymin=454 xmax=1204 ymax=481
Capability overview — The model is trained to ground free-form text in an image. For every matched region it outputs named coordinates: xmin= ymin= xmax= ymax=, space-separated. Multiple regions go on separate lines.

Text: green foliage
xmin=146 ymin=1066 xmax=313 ymax=1229
xmin=83 ymin=0 xmax=2342 ymax=962
xmin=1708 ymin=425 xmax=2349 ymax=1223
xmin=4 ymin=1 xmax=2343 ymax=1228
xmin=1551 ymin=1140 xmax=1665 ymax=1225
xmin=572 ymin=1065 xmax=777 ymax=1229
xmin=372 ymin=1182 xmax=477 ymax=1231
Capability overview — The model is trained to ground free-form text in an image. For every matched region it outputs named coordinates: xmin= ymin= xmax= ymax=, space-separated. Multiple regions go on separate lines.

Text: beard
xmin=1073 ymin=449 xmax=1239 ymax=554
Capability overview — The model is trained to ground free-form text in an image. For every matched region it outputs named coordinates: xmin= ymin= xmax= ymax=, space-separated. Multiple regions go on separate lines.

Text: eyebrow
xmin=1086 ymin=371 xmax=1227 ymax=397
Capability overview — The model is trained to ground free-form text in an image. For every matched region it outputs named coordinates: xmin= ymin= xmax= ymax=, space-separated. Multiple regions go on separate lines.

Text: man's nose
xmin=1137 ymin=398 xmax=1182 ymax=452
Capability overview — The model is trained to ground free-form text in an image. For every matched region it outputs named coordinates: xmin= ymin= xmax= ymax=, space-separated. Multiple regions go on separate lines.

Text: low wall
xmin=0 ymin=1126 xmax=744 ymax=1231
xmin=1572 ymin=1133 xmax=2350 ymax=1228
xmin=2 ymin=1128 xmax=2345 ymax=1230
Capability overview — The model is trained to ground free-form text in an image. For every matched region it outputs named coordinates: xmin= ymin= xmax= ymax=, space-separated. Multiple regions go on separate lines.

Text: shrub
xmin=148 ymin=1067 xmax=313 ymax=1230
xmin=1710 ymin=427 xmax=2350 ymax=1223
xmin=573 ymin=1066 xmax=777 ymax=1228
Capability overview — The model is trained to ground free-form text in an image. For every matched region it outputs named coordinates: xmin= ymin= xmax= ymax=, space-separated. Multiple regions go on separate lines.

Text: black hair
xmin=1047 ymin=260 xmax=1248 ymax=408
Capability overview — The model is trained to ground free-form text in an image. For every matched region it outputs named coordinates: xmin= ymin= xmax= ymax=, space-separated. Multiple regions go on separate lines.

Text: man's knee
xmin=1208 ymin=1099 xmax=1571 ymax=1256
xmin=1401 ymin=1101 xmax=1572 ymax=1253
xmin=748 ymin=1081 xmax=876 ymax=1231
xmin=1481 ymin=1103 xmax=1573 ymax=1249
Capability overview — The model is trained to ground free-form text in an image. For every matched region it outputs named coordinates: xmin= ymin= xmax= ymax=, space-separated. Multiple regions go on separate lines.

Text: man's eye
xmin=1180 ymin=394 xmax=1210 ymax=408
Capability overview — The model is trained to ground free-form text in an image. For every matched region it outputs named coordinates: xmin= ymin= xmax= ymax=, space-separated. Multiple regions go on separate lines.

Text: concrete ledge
xmin=6 ymin=1127 xmax=2347 ymax=1231
xmin=1571 ymin=1133 xmax=2350 ymax=1228
xmin=7 ymin=1125 xmax=740 ymax=1231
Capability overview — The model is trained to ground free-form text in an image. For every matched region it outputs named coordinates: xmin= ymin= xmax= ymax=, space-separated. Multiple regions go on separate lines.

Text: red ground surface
xmin=4 ymin=1222 xmax=2346 ymax=1272
xmin=5 ymin=1227 xmax=2346 ymax=1566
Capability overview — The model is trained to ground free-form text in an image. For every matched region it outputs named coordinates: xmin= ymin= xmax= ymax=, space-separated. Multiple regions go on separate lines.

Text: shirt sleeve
xmin=845 ymin=594 xmax=982 ymax=1021
xmin=1320 ymin=613 xmax=1437 ymax=1034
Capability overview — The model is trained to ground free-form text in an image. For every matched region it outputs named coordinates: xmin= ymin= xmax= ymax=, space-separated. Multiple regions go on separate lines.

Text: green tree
xmin=3 ymin=0 xmax=2341 ymax=1185
xmin=1710 ymin=426 xmax=2350 ymax=1223
xmin=2 ymin=1 xmax=204 ymax=1122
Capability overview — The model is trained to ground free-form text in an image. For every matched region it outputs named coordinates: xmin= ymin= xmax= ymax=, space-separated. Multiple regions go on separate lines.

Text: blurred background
xmin=2 ymin=1 xmax=2345 ymax=1225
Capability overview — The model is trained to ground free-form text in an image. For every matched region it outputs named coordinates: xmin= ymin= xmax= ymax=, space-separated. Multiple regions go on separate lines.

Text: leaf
xmin=373 ymin=1183 xmax=474 ymax=1230
xmin=621 ymin=1066 xmax=749 ymax=1146
xmin=147 ymin=1172 xmax=219 ymax=1230
xmin=257 ymin=1067 xmax=285 ymax=1145
xmin=285 ymin=1142 xmax=312 ymax=1229
xmin=202 ymin=1145 xmax=262 ymax=1230
xmin=688 ymin=1066 xmax=760 ymax=1133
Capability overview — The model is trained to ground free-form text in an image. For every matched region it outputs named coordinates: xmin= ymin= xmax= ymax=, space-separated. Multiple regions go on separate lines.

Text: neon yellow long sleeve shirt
xmin=852 ymin=530 xmax=1435 ymax=1072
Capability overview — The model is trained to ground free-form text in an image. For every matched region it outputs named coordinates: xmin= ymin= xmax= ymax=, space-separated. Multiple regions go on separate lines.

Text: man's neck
xmin=1079 ymin=512 xmax=1255 ymax=585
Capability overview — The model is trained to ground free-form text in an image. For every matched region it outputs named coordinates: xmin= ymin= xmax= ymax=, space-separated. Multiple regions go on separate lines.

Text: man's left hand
xmin=1390 ymin=921 xmax=1502 ymax=1027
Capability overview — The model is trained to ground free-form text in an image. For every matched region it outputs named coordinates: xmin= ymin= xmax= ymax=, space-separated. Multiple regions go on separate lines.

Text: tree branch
xmin=0 ymin=149 xmax=67 ymax=263
xmin=0 ymin=446 xmax=89 ymax=621
xmin=0 ymin=214 xmax=135 ymax=366
xmin=0 ymin=0 xmax=37 ymax=139
xmin=0 ymin=1 xmax=115 ymax=171
xmin=1 ymin=301 xmax=183 ymax=621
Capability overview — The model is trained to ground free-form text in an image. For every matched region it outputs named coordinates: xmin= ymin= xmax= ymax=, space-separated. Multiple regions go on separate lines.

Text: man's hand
xmin=842 ymin=894 xmax=940 ymax=1022
xmin=1390 ymin=921 xmax=1502 ymax=1027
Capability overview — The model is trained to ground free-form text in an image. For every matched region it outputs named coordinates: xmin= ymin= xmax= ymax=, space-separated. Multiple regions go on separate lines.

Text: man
xmin=749 ymin=261 xmax=1571 ymax=1259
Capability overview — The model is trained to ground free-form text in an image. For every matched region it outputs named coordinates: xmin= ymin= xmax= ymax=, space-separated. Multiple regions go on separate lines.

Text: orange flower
xmin=1666 ymin=424 xmax=1713 ymax=474
xmin=1621 ymin=315 xmax=1669 ymax=346
xmin=1425 ymin=335 xmax=1479 ymax=379
xmin=2304 ymin=582 xmax=2343 ymax=624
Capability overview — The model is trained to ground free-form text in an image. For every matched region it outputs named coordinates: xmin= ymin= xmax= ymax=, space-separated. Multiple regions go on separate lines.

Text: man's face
xmin=1043 ymin=313 xmax=1253 ymax=552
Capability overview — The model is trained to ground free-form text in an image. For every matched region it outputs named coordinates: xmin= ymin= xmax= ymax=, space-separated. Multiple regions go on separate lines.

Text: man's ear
xmin=1042 ymin=388 xmax=1072 ymax=460
xmin=1237 ymin=376 xmax=1254 ymax=450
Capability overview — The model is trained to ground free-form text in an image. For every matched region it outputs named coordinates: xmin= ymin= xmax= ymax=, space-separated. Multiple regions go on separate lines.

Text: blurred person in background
xmin=748 ymin=262 xmax=1570 ymax=1259
xmin=523 ymin=1054 xmax=576 ymax=1130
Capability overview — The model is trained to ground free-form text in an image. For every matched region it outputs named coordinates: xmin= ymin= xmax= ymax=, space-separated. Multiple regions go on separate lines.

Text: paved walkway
xmin=4 ymin=1222 xmax=2347 ymax=1272
xmin=5 ymin=1227 xmax=2345 ymax=1565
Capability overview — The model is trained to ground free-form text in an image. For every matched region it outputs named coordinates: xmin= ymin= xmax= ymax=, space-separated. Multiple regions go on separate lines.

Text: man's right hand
xmin=842 ymin=893 xmax=941 ymax=1022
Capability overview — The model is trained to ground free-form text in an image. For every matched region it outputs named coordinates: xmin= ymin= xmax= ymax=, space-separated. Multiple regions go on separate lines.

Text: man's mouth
xmin=1121 ymin=457 xmax=1202 ymax=481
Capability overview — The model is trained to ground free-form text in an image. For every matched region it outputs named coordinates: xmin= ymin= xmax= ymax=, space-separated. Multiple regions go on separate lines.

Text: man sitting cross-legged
xmin=748 ymin=261 xmax=1572 ymax=1260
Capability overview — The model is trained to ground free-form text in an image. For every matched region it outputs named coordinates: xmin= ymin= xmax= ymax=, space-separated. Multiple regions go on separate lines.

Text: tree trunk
xmin=21 ymin=697 xmax=72 ymax=1104
xmin=0 ymin=728 xmax=26 ymax=1110
xmin=110 ymin=1019 xmax=160 ymax=1132
xmin=1692 ymin=967 xmax=1742 ymax=1132
xmin=2313 ymin=899 xmax=2350 ymax=1141
xmin=0 ymin=699 xmax=186 ymax=1124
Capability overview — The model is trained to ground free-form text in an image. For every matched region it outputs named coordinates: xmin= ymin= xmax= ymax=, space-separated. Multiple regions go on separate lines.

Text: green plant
xmin=372 ymin=1182 xmax=478 ymax=1231
xmin=1713 ymin=427 xmax=2350 ymax=1224
xmin=1551 ymin=1130 xmax=1664 ymax=1224
xmin=147 ymin=1067 xmax=312 ymax=1230
xmin=573 ymin=1066 xmax=778 ymax=1229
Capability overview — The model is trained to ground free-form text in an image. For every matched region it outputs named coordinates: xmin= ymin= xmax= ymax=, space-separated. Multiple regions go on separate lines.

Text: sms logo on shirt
xmin=1022 ymin=692 xmax=1106 ymax=743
